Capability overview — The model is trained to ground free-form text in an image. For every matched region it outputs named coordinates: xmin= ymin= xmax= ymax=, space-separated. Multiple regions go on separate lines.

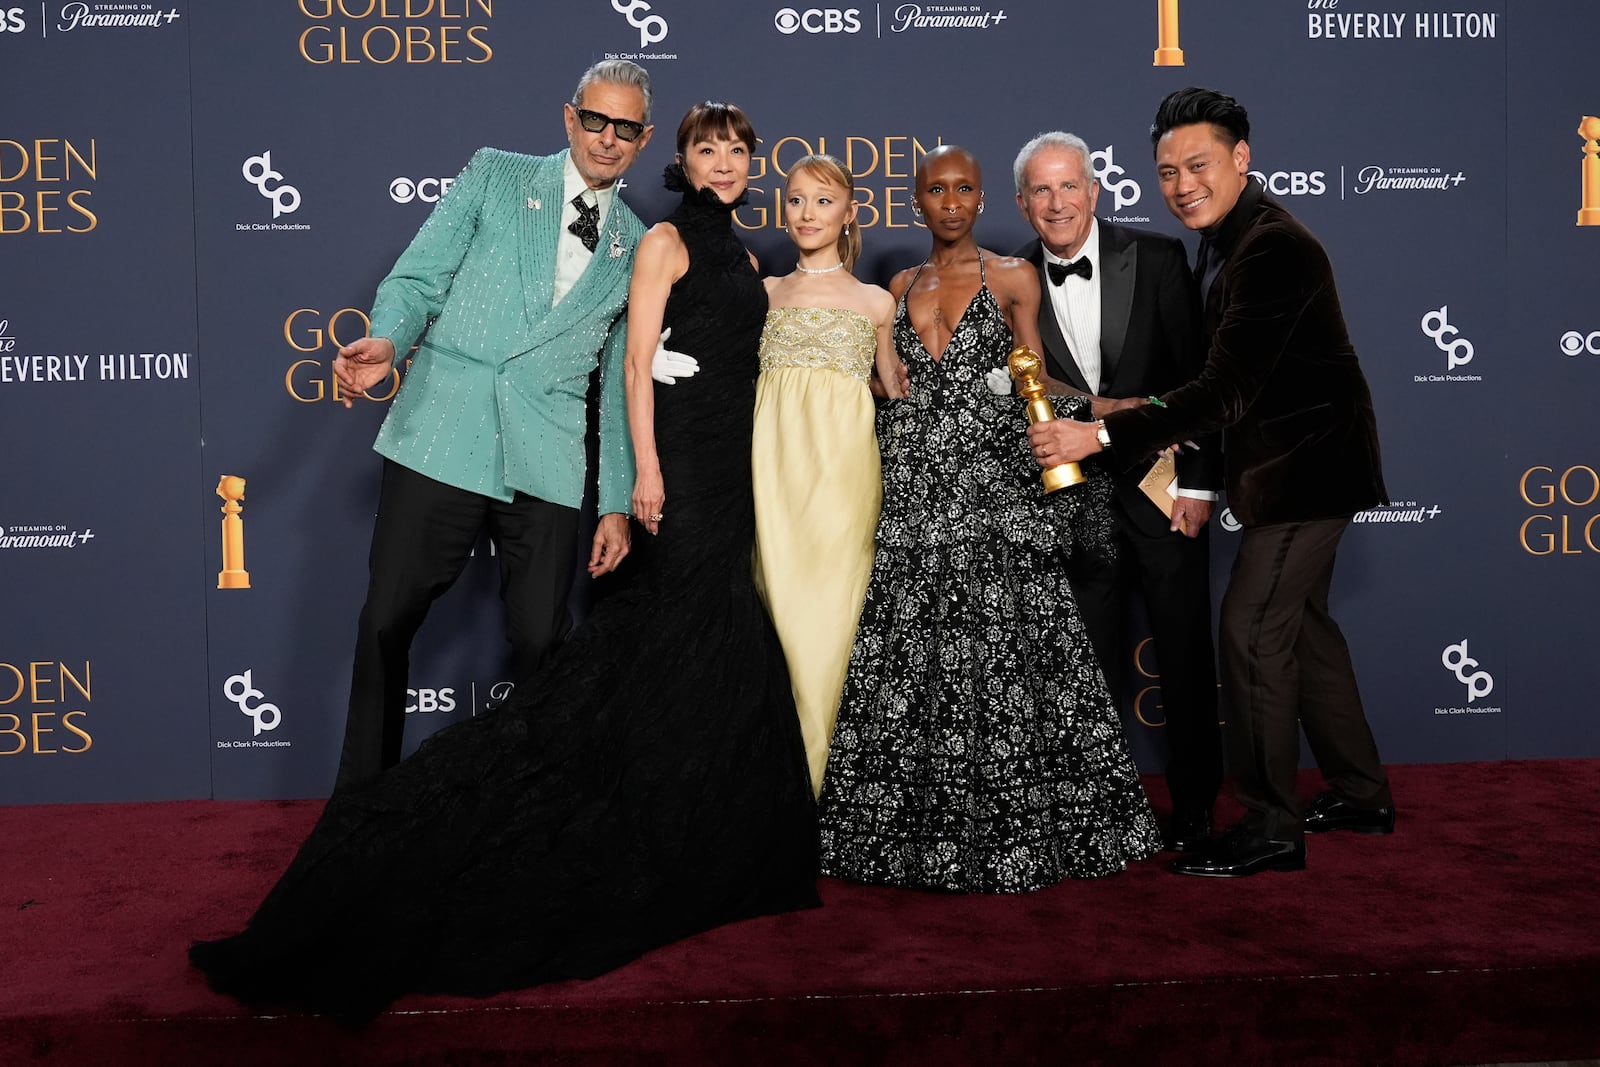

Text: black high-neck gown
xmin=189 ymin=180 xmax=817 ymax=1022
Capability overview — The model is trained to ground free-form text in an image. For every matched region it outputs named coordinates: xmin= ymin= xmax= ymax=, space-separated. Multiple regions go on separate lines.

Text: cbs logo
xmin=1559 ymin=331 xmax=1600 ymax=356
xmin=405 ymin=688 xmax=457 ymax=714
xmin=0 ymin=7 xmax=25 ymax=32
xmin=775 ymin=7 xmax=862 ymax=33
xmin=1248 ymin=170 xmax=1326 ymax=196
xmin=389 ymin=176 xmax=455 ymax=204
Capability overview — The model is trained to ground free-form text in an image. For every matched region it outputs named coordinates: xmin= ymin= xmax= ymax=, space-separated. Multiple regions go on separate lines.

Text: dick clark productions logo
xmin=1441 ymin=640 xmax=1493 ymax=702
xmin=225 ymin=670 xmax=281 ymax=736
xmin=1420 ymin=305 xmax=1474 ymax=369
xmin=243 ymin=151 xmax=301 ymax=218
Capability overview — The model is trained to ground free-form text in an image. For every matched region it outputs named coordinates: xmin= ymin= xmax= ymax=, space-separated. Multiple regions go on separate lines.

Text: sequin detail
xmin=758 ymin=307 xmax=875 ymax=383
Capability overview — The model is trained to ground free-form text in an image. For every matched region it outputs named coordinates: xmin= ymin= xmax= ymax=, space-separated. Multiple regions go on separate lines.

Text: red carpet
xmin=3 ymin=760 xmax=1598 ymax=1066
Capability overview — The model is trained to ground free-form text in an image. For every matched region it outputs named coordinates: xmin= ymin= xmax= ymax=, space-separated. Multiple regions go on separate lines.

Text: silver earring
xmin=978 ymin=199 xmax=986 ymax=214
xmin=843 ymin=224 xmax=850 ymax=235
xmin=911 ymin=202 xmax=923 ymax=218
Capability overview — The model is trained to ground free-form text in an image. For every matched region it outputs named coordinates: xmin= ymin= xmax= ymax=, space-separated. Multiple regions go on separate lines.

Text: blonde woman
xmin=751 ymin=154 xmax=902 ymax=796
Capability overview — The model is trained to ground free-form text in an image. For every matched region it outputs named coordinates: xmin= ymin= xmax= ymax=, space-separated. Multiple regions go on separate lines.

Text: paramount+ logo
xmin=774 ymin=6 xmax=861 ymax=33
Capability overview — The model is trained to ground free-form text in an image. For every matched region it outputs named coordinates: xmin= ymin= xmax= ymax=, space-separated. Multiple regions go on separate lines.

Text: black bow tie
xmin=568 ymin=193 xmax=600 ymax=253
xmin=1047 ymin=257 xmax=1092 ymax=285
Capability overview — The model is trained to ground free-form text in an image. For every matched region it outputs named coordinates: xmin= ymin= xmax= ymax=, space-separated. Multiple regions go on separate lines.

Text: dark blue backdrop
xmin=1 ymin=0 xmax=1593 ymax=804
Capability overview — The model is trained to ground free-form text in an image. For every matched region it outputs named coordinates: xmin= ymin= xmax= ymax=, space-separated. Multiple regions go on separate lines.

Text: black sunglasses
xmin=574 ymin=107 xmax=646 ymax=143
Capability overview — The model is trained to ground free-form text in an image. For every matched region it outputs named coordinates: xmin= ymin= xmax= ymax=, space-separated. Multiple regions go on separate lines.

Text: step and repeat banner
xmin=1 ymin=1 xmax=1594 ymax=803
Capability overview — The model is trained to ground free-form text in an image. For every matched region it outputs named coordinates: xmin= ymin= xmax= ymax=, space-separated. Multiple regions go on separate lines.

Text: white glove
xmin=651 ymin=328 xmax=699 ymax=385
xmin=983 ymin=367 xmax=1013 ymax=395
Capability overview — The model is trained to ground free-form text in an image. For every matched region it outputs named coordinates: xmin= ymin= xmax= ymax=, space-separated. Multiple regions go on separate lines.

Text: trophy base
xmin=1153 ymin=47 xmax=1184 ymax=66
xmin=1579 ymin=208 xmax=1600 ymax=226
xmin=1042 ymin=462 xmax=1086 ymax=494
xmin=218 ymin=570 xmax=251 ymax=590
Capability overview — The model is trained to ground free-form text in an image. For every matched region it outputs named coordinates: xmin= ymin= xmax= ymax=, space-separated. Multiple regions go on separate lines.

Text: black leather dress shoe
xmin=1165 ymin=808 xmax=1213 ymax=853
xmin=1169 ymin=825 xmax=1305 ymax=878
xmin=1302 ymin=791 xmax=1396 ymax=835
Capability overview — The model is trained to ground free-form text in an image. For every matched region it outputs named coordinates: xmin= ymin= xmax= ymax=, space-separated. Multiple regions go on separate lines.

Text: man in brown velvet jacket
xmin=1028 ymin=87 xmax=1396 ymax=877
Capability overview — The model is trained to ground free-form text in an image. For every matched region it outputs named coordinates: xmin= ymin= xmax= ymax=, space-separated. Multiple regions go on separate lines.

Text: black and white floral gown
xmin=817 ymin=256 xmax=1162 ymax=893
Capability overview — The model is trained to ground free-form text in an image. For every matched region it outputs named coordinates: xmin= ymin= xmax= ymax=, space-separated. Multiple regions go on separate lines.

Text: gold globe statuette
xmin=1007 ymin=344 xmax=1086 ymax=494
xmin=1579 ymin=115 xmax=1600 ymax=226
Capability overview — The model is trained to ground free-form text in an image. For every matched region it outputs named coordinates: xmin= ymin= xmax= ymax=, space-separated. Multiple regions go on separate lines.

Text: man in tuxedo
xmin=1026 ymin=88 xmax=1395 ymax=877
xmin=329 ymin=59 xmax=654 ymax=789
xmin=1011 ymin=131 xmax=1223 ymax=851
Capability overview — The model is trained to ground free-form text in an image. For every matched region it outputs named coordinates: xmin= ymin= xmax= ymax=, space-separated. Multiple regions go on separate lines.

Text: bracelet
xmin=1146 ymin=395 xmax=1168 ymax=408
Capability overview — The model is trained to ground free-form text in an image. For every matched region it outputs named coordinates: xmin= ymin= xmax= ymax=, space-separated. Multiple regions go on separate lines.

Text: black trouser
xmin=1218 ymin=518 xmax=1391 ymax=841
xmin=1068 ymin=494 xmax=1223 ymax=816
xmin=334 ymin=460 xmax=579 ymax=790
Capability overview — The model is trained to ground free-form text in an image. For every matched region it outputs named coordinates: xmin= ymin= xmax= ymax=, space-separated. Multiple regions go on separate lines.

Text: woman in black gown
xmin=189 ymin=102 xmax=817 ymax=1022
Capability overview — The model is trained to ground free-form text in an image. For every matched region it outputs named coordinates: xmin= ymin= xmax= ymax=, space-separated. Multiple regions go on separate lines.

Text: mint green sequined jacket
xmin=368 ymin=148 xmax=641 ymax=513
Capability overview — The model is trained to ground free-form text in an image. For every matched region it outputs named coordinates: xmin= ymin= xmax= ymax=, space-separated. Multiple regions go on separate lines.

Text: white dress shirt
xmin=1043 ymin=218 xmax=1103 ymax=393
xmin=552 ymin=156 xmax=615 ymax=305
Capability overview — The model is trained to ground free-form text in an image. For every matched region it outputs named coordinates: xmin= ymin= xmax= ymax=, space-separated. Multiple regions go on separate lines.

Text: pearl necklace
xmin=794 ymin=261 xmax=845 ymax=275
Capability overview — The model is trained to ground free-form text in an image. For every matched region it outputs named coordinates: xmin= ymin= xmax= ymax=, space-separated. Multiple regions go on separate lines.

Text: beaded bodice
xmin=758 ymin=306 xmax=875 ymax=384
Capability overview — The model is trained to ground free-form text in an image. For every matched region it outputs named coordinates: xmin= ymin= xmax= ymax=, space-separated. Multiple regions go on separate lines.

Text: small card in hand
xmin=1138 ymin=450 xmax=1178 ymax=519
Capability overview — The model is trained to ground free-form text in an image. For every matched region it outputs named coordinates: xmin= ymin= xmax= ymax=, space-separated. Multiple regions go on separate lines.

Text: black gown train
xmin=189 ymin=173 xmax=818 ymax=1022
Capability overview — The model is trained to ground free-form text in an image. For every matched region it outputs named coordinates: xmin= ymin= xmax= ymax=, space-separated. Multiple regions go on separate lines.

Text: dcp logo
xmin=1441 ymin=640 xmax=1493 ymax=702
xmin=389 ymin=176 xmax=455 ymax=204
xmin=1420 ymin=305 xmax=1473 ymax=369
xmin=1090 ymin=145 xmax=1141 ymax=211
xmin=0 ymin=7 xmax=26 ymax=32
xmin=243 ymin=152 xmax=302 ymax=219
xmin=775 ymin=7 xmax=861 ymax=33
xmin=1248 ymin=169 xmax=1327 ymax=196
xmin=1219 ymin=508 xmax=1242 ymax=532
xmin=224 ymin=670 xmax=282 ymax=736
xmin=612 ymin=0 xmax=667 ymax=46
xmin=1560 ymin=330 xmax=1600 ymax=356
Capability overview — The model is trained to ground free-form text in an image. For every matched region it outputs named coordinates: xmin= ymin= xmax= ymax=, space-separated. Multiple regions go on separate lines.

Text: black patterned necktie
xmin=568 ymin=193 xmax=600 ymax=253
xmin=1047 ymin=257 xmax=1092 ymax=285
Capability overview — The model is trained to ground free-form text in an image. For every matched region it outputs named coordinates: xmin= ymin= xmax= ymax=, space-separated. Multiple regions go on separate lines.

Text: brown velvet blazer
xmin=1103 ymin=178 xmax=1387 ymax=526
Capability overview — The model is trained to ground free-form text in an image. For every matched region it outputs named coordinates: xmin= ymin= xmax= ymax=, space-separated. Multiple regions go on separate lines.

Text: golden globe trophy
xmin=1579 ymin=116 xmax=1600 ymax=226
xmin=1154 ymin=0 xmax=1184 ymax=66
xmin=1008 ymin=345 xmax=1086 ymax=494
xmin=216 ymin=475 xmax=250 ymax=590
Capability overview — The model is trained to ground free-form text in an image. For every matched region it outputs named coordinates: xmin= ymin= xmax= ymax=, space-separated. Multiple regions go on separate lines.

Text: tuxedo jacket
xmin=1019 ymin=221 xmax=1220 ymax=534
xmin=1104 ymin=179 xmax=1386 ymax=526
xmin=367 ymin=148 xmax=643 ymax=514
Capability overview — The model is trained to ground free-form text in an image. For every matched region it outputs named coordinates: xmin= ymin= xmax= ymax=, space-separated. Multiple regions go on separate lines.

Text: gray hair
xmin=571 ymin=59 xmax=653 ymax=122
xmin=1013 ymin=131 xmax=1094 ymax=195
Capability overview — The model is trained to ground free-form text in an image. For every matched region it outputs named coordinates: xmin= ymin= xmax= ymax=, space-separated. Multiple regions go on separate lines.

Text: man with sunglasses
xmin=328 ymin=59 xmax=655 ymax=790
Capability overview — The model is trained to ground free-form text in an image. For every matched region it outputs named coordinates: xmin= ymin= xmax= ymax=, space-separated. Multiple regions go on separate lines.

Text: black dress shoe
xmin=1165 ymin=808 xmax=1213 ymax=853
xmin=1169 ymin=824 xmax=1305 ymax=878
xmin=1302 ymin=791 xmax=1396 ymax=835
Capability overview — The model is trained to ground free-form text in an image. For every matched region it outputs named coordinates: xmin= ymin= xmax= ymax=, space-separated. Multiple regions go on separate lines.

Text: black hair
xmin=1150 ymin=87 xmax=1250 ymax=151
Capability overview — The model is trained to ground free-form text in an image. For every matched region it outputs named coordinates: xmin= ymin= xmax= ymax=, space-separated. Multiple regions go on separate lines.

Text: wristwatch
xmin=1094 ymin=421 xmax=1112 ymax=450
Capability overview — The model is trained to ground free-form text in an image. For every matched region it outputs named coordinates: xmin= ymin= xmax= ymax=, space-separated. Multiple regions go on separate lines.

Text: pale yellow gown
xmin=752 ymin=306 xmax=881 ymax=797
